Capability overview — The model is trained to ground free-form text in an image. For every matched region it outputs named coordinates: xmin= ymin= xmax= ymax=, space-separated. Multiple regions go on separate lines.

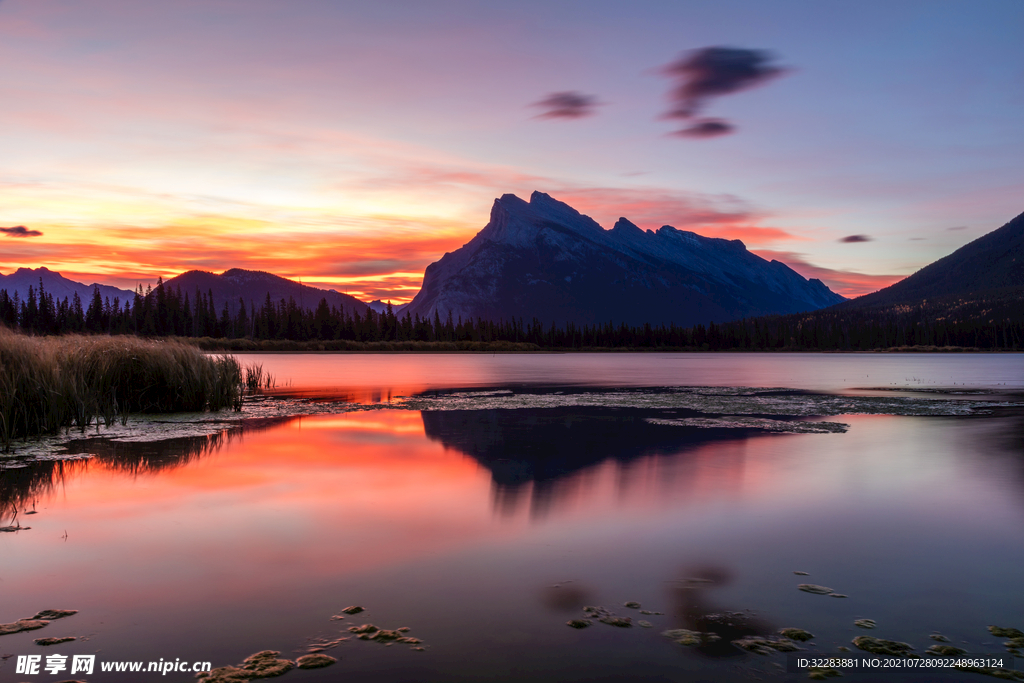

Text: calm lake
xmin=2 ymin=353 xmax=1022 ymax=682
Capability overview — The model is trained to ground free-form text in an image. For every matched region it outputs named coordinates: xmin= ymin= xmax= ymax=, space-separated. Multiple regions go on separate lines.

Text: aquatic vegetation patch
xmin=0 ymin=618 xmax=48 ymax=636
xmin=347 ymin=623 xmax=424 ymax=647
xmin=34 ymin=636 xmax=76 ymax=645
xmin=779 ymin=628 xmax=814 ymax=642
xmin=197 ymin=650 xmax=294 ymax=682
xmin=398 ymin=385 xmax=1019 ymax=418
xmin=852 ymin=635 xmax=914 ymax=656
xmin=294 ymin=654 xmax=336 ymax=669
xmin=581 ymin=605 xmax=633 ymax=628
xmin=646 ymin=416 xmax=848 ymax=434
xmin=954 ymin=665 xmax=1024 ymax=681
xmin=661 ymin=629 xmax=721 ymax=647
xmin=732 ymin=636 xmax=802 ymax=654
xmin=0 ymin=609 xmax=77 ymax=637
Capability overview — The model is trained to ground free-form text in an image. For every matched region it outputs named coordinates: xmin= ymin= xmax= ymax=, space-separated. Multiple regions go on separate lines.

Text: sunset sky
xmin=1 ymin=1 xmax=1021 ymax=303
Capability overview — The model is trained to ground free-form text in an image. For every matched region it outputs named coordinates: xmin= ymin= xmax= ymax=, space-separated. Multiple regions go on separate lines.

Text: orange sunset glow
xmin=2 ymin=2 xmax=1021 ymax=304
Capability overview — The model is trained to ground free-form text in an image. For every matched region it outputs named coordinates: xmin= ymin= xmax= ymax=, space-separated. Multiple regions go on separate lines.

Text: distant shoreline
xmin=182 ymin=337 xmax=1012 ymax=354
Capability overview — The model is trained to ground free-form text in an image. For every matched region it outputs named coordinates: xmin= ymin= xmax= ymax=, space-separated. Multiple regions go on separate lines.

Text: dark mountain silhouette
xmin=707 ymin=210 xmax=1024 ymax=350
xmin=0 ymin=267 xmax=134 ymax=305
xmin=404 ymin=191 xmax=843 ymax=327
xmin=162 ymin=268 xmax=369 ymax=317
xmin=839 ymin=210 xmax=1024 ymax=310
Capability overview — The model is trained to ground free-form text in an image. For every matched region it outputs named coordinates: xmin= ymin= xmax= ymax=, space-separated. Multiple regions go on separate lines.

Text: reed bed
xmin=0 ymin=329 xmax=243 ymax=451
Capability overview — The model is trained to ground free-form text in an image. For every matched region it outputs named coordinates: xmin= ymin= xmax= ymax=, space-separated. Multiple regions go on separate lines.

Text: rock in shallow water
xmin=854 ymin=619 xmax=876 ymax=629
xmin=798 ymin=584 xmax=834 ymax=595
xmin=927 ymin=644 xmax=967 ymax=656
xmin=566 ymin=619 xmax=591 ymax=629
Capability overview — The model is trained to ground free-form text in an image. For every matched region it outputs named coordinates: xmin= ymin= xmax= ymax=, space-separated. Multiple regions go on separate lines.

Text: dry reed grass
xmin=0 ymin=328 xmax=243 ymax=451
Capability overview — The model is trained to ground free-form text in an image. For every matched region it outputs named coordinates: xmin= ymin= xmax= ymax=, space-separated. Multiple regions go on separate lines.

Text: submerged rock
xmin=829 ymin=594 xmax=848 ymax=599
xmin=780 ymin=628 xmax=815 ymax=642
xmin=930 ymin=633 xmax=951 ymax=642
xmin=347 ymin=624 xmax=379 ymax=635
xmin=852 ymin=636 xmax=914 ymax=656
xmin=639 ymin=610 xmax=663 ymax=615
xmin=927 ymin=644 xmax=967 ymax=656
xmin=566 ymin=619 xmax=591 ymax=629
xmin=295 ymin=654 xmax=336 ymax=669
xmin=793 ymin=571 xmax=810 ymax=576
xmin=638 ymin=621 xmax=653 ymax=628
xmin=854 ymin=619 xmax=876 ymax=629
xmin=341 ymin=606 xmax=364 ymax=615
xmin=35 ymin=636 xmax=76 ymax=646
xmin=623 ymin=601 xmax=641 ymax=609
xmin=662 ymin=629 xmax=721 ymax=647
xmin=798 ymin=584 xmax=834 ymax=595
xmin=599 ymin=616 xmax=632 ymax=628
xmin=808 ymin=667 xmax=843 ymax=680
xmin=197 ymin=650 xmax=294 ymax=682
xmin=732 ymin=636 xmax=801 ymax=654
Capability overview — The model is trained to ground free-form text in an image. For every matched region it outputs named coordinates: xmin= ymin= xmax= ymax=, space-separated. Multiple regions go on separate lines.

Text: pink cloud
xmin=753 ymin=249 xmax=904 ymax=299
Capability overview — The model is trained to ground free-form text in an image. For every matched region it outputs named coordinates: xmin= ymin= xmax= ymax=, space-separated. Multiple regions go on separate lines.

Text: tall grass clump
xmin=0 ymin=328 xmax=243 ymax=451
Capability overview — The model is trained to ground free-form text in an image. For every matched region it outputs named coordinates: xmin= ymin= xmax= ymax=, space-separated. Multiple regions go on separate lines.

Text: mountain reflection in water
xmin=421 ymin=407 xmax=786 ymax=520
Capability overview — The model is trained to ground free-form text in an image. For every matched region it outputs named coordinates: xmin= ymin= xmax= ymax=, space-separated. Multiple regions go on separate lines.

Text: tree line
xmin=1 ymin=278 xmax=1020 ymax=350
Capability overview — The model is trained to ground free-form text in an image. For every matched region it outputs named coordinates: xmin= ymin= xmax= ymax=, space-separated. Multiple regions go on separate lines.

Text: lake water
xmin=1 ymin=353 xmax=1022 ymax=682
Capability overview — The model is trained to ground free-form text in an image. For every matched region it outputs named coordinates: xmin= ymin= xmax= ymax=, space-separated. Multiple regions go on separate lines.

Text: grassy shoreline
xmin=0 ymin=329 xmax=242 ymax=451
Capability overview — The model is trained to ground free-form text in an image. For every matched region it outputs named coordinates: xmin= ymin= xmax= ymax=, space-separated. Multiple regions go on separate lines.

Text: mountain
xmin=0 ymin=267 xmax=134 ymax=305
xmin=838 ymin=210 xmax=1024 ymax=310
xmin=404 ymin=192 xmax=844 ymax=327
xmin=162 ymin=268 xmax=370 ymax=317
xmin=367 ymin=299 xmax=407 ymax=315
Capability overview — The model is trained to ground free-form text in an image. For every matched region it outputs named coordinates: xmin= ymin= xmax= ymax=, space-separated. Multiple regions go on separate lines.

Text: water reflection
xmin=0 ymin=459 xmax=87 ymax=525
xmin=421 ymin=407 xmax=773 ymax=519
xmin=0 ymin=416 xmax=299 ymax=523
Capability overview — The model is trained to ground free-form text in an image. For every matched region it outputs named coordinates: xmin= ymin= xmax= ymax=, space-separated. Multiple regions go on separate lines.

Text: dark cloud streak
xmin=673 ymin=118 xmax=734 ymax=138
xmin=839 ymin=235 xmax=872 ymax=243
xmin=532 ymin=91 xmax=600 ymax=119
xmin=1 ymin=226 xmax=43 ymax=238
xmin=661 ymin=46 xmax=788 ymax=138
